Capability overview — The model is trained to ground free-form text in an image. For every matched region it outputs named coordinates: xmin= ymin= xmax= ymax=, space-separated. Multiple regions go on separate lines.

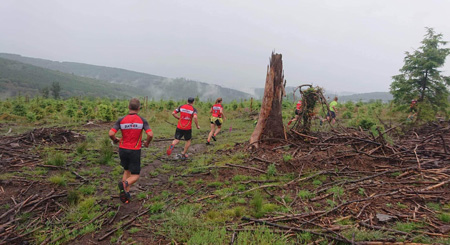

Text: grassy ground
xmin=1 ymin=97 xmax=449 ymax=244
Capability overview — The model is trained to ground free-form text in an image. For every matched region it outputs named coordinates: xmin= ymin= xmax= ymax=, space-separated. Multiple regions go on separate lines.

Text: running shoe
xmin=180 ymin=154 xmax=188 ymax=160
xmin=118 ymin=181 xmax=128 ymax=203
xmin=212 ymin=135 xmax=217 ymax=141
xmin=167 ymin=144 xmax=174 ymax=156
xmin=206 ymin=141 xmax=212 ymax=145
xmin=125 ymin=192 xmax=131 ymax=204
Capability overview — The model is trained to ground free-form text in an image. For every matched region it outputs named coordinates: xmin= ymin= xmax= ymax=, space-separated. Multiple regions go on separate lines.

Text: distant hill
xmin=251 ymin=86 xmax=392 ymax=103
xmin=0 ymin=53 xmax=252 ymax=101
xmin=337 ymin=92 xmax=392 ymax=103
xmin=0 ymin=57 xmax=146 ymax=99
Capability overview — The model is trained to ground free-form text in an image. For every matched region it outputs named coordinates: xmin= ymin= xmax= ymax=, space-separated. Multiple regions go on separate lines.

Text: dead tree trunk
xmin=250 ymin=52 xmax=286 ymax=148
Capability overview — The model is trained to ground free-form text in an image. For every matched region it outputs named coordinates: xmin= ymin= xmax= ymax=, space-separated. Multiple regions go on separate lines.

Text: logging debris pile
xmin=0 ymin=127 xmax=84 ymax=169
xmin=245 ymin=121 xmax=450 ymax=243
xmin=292 ymin=85 xmax=327 ymax=134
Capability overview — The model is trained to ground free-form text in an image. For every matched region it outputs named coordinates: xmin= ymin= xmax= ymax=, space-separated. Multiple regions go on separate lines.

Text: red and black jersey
xmin=110 ymin=113 xmax=151 ymax=150
xmin=211 ymin=104 xmax=223 ymax=118
xmin=296 ymin=100 xmax=302 ymax=110
xmin=174 ymin=104 xmax=197 ymax=130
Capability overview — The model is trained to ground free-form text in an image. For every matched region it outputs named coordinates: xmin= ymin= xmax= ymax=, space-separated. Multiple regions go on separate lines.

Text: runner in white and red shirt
xmin=207 ymin=97 xmax=226 ymax=145
xmin=166 ymin=97 xmax=200 ymax=160
xmin=109 ymin=98 xmax=153 ymax=203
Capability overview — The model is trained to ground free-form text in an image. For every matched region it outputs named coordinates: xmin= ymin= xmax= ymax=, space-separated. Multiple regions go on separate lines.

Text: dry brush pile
xmin=242 ymin=121 xmax=450 ymax=243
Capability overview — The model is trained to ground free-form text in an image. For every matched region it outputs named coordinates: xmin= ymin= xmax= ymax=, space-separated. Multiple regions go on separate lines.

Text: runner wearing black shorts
xmin=207 ymin=98 xmax=225 ymax=144
xmin=175 ymin=127 xmax=192 ymax=140
xmin=166 ymin=97 xmax=200 ymax=160
xmin=109 ymin=98 xmax=153 ymax=203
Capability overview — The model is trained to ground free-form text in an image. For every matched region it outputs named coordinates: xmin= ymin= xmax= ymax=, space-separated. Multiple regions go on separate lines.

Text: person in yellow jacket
xmin=207 ymin=98 xmax=226 ymax=145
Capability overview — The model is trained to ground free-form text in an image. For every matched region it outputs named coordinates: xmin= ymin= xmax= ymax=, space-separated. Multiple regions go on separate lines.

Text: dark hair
xmin=129 ymin=98 xmax=141 ymax=110
xmin=215 ymin=97 xmax=222 ymax=104
xmin=188 ymin=97 xmax=195 ymax=103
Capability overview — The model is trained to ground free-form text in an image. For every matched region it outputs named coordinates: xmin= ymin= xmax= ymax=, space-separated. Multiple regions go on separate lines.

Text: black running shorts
xmin=175 ymin=128 xmax=192 ymax=140
xmin=295 ymin=109 xmax=300 ymax=115
xmin=119 ymin=148 xmax=141 ymax=175
xmin=327 ymin=111 xmax=336 ymax=119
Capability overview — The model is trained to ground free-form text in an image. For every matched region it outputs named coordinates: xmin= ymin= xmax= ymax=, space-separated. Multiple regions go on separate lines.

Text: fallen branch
xmin=241 ymin=217 xmax=352 ymax=244
xmin=225 ymin=163 xmax=267 ymax=174
xmin=98 ymin=209 xmax=150 ymax=241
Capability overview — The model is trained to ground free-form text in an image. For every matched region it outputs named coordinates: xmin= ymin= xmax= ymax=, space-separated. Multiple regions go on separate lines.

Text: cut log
xmin=250 ymin=52 xmax=286 ymax=147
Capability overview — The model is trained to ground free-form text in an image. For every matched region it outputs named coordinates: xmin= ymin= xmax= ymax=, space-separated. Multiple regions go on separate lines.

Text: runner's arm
xmin=194 ymin=114 xmax=200 ymax=129
xmin=109 ymin=118 xmax=121 ymax=144
xmin=109 ymin=130 xmax=120 ymax=144
xmin=220 ymin=108 xmax=226 ymax=120
xmin=142 ymin=118 xmax=153 ymax=147
xmin=144 ymin=130 xmax=153 ymax=147
xmin=172 ymin=110 xmax=180 ymax=120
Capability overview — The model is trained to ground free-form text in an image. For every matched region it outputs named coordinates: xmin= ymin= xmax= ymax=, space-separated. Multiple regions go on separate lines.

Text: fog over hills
xmin=0 ymin=53 xmax=252 ymax=102
xmin=0 ymin=57 xmax=145 ymax=99
xmin=0 ymin=53 xmax=393 ymax=102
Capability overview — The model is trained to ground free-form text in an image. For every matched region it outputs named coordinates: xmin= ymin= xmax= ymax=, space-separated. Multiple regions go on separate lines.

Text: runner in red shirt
xmin=207 ymin=97 xmax=226 ymax=145
xmin=287 ymin=99 xmax=302 ymax=126
xmin=109 ymin=98 xmax=153 ymax=203
xmin=166 ymin=97 xmax=200 ymax=160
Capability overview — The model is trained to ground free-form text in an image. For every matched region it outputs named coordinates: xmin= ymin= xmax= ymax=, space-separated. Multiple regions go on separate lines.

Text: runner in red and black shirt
xmin=109 ymin=98 xmax=153 ymax=203
xmin=166 ymin=97 xmax=200 ymax=160
xmin=207 ymin=97 xmax=226 ymax=145
xmin=287 ymin=99 xmax=302 ymax=126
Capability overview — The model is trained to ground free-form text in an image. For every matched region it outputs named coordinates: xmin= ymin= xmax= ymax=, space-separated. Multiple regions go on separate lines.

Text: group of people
xmin=108 ymin=97 xmax=225 ymax=203
xmin=287 ymin=96 xmax=339 ymax=127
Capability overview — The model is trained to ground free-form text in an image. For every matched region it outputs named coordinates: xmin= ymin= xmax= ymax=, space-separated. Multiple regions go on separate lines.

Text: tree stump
xmin=250 ymin=52 xmax=286 ymax=148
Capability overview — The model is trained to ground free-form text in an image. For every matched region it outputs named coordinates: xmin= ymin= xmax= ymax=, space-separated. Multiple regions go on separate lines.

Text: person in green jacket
xmin=322 ymin=97 xmax=338 ymax=124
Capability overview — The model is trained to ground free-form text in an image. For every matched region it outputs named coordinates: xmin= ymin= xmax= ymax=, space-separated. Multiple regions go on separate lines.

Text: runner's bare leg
xmin=208 ymin=124 xmax=215 ymax=142
xmin=171 ymin=139 xmax=180 ymax=146
xmin=183 ymin=140 xmax=191 ymax=155
xmin=214 ymin=126 xmax=221 ymax=137
xmin=124 ymin=175 xmax=139 ymax=192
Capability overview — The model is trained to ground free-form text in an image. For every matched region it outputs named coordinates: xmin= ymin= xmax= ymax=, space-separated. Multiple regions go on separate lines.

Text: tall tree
xmin=390 ymin=28 xmax=450 ymax=112
xmin=41 ymin=86 xmax=50 ymax=98
xmin=51 ymin=82 xmax=61 ymax=99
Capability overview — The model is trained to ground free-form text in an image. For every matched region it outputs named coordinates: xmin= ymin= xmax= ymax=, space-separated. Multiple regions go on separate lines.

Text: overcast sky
xmin=1 ymin=0 xmax=450 ymax=94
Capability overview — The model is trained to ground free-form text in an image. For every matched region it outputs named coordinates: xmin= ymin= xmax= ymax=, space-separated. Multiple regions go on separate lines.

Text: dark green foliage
xmin=67 ymin=190 xmax=80 ymax=205
xmin=0 ymin=57 xmax=145 ymax=99
xmin=390 ymin=28 xmax=450 ymax=117
xmin=41 ymin=86 xmax=49 ymax=98
xmin=358 ymin=118 xmax=375 ymax=130
xmin=47 ymin=152 xmax=66 ymax=166
xmin=51 ymin=82 xmax=61 ymax=99
xmin=98 ymin=137 xmax=114 ymax=164
xmin=0 ymin=54 xmax=252 ymax=101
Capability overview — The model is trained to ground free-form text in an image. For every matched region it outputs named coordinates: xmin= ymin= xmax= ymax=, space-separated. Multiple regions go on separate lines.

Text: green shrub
xmin=251 ymin=192 xmax=264 ymax=218
xmin=67 ymin=190 xmax=80 ymax=205
xmin=358 ymin=118 xmax=375 ymax=130
xmin=327 ymin=186 xmax=344 ymax=198
xmin=49 ymin=174 xmax=67 ymax=186
xmin=266 ymin=164 xmax=277 ymax=177
xmin=47 ymin=152 xmax=66 ymax=166
xmin=298 ymin=190 xmax=315 ymax=200
xmin=98 ymin=137 xmax=113 ymax=164
xmin=438 ymin=213 xmax=450 ymax=223
xmin=283 ymin=154 xmax=293 ymax=162
xmin=342 ymin=111 xmax=352 ymax=119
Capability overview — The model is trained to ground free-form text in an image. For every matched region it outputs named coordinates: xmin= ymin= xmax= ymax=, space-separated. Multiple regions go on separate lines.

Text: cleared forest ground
xmin=0 ymin=110 xmax=449 ymax=244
